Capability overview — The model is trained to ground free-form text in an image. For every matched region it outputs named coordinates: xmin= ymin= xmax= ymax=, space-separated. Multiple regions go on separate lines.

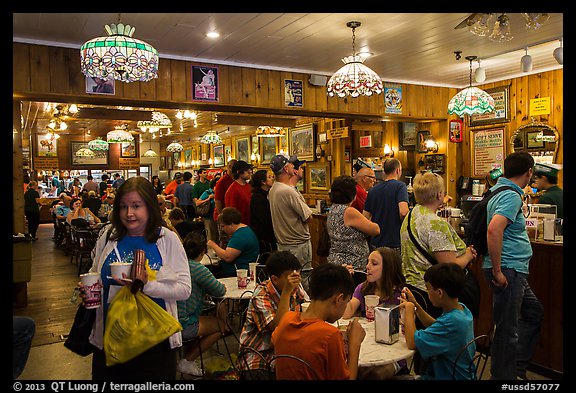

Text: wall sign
xmin=384 ymin=84 xmax=402 ymax=114
xmin=284 ymin=79 xmax=303 ymax=107
xmin=469 ymin=85 xmax=510 ymax=127
xmin=359 ymin=135 xmax=372 ymax=148
xmin=449 ymin=119 xmax=463 ymax=143
xmin=192 ymin=65 xmax=219 ymax=102
xmin=473 ymin=128 xmax=505 ymax=177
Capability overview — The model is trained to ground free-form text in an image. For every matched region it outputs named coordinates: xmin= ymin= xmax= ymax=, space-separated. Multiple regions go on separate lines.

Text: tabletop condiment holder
xmin=374 ymin=304 xmax=400 ymax=345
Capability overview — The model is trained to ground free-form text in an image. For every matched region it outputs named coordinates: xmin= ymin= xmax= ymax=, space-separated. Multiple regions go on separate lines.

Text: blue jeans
xmin=483 ymin=268 xmax=543 ymax=380
xmin=13 ymin=316 xmax=35 ymax=379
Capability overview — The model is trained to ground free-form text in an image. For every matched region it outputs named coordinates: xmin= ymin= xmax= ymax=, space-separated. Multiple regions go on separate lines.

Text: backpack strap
xmin=407 ymin=209 xmax=437 ymax=265
xmin=486 ymin=185 xmax=524 ymax=215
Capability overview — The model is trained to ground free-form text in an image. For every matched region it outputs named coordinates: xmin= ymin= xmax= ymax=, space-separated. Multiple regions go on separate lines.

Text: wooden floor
xmin=13 ymin=223 xmax=80 ymax=347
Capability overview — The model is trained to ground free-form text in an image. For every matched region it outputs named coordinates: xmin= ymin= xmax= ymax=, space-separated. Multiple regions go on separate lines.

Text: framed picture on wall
xmin=235 ymin=137 xmax=250 ymax=163
xmin=526 ymin=131 xmax=545 ymax=149
xmin=37 ymin=134 xmax=58 ymax=157
xmin=400 ymin=122 xmax=417 ymax=150
xmin=449 ymin=119 xmax=463 ymax=143
xmin=192 ymin=65 xmax=219 ymax=102
xmin=290 ymin=124 xmax=315 ymax=161
xmin=121 ymin=141 xmax=137 ymax=158
xmin=468 ymin=85 xmax=511 ymax=127
xmin=213 ymin=144 xmax=225 ymax=167
xmin=71 ymin=141 xmax=108 ymax=166
xmin=306 ymin=162 xmax=331 ymax=192
xmin=417 ymin=131 xmax=430 ymax=153
xmin=260 ymin=137 xmax=277 ymax=164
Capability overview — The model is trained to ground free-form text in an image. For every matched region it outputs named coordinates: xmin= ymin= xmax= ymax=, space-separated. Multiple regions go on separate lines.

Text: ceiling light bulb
xmin=206 ymin=31 xmax=220 ymax=38
xmin=521 ymin=48 xmax=533 ymax=72
xmin=474 ymin=60 xmax=486 ymax=83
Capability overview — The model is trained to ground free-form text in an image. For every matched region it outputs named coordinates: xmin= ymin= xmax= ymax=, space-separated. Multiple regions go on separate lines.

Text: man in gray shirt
xmin=268 ymin=153 xmax=312 ymax=268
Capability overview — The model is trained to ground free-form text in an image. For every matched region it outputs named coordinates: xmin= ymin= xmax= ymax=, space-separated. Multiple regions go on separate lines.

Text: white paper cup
xmin=80 ymin=272 xmax=102 ymax=309
xmin=110 ymin=262 xmax=133 ymax=280
xmin=249 ymin=262 xmax=258 ymax=282
xmin=365 ymin=295 xmax=380 ymax=321
xmin=237 ymin=269 xmax=249 ymax=289
xmin=301 ymin=302 xmax=310 ymax=313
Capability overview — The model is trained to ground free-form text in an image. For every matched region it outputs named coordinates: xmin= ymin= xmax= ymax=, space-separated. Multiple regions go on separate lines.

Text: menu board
xmin=473 ymin=128 xmax=505 ymax=177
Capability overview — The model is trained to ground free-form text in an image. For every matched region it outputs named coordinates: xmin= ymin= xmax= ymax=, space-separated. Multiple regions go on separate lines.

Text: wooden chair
xmin=452 ymin=334 xmax=490 ymax=380
xmin=269 ymin=354 xmax=321 ymax=380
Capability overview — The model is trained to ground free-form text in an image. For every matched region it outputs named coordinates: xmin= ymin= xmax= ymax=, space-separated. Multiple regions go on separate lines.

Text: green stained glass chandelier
xmin=448 ymin=56 xmax=495 ymax=117
xmin=80 ymin=15 xmax=158 ymax=83
xmin=88 ymin=137 xmax=109 ymax=151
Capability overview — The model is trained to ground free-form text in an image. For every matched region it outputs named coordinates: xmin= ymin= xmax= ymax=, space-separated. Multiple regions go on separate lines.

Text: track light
xmin=553 ymin=38 xmax=563 ymax=65
xmin=474 ymin=59 xmax=486 ymax=83
xmin=520 ymin=47 xmax=533 ymax=72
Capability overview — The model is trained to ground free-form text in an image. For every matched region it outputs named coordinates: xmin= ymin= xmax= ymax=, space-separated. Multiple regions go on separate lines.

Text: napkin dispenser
xmin=374 ymin=304 xmax=400 ymax=344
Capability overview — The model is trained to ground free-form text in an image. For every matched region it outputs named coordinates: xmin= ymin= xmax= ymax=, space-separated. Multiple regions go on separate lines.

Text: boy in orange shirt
xmin=271 ymin=263 xmax=365 ymax=380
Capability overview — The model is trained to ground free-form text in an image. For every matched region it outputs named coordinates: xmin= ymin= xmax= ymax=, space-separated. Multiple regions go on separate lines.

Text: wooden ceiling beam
xmin=216 ymin=114 xmax=297 ymax=128
xmin=75 ymin=108 xmax=152 ymax=121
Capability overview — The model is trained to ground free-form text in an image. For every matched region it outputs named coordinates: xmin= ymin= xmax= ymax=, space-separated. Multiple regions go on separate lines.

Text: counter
xmin=470 ymin=240 xmax=563 ymax=376
xmin=39 ymin=197 xmax=58 ymax=223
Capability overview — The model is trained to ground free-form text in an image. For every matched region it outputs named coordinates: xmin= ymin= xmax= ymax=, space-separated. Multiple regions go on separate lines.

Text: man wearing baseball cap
xmin=532 ymin=163 xmax=563 ymax=218
xmin=268 ymin=153 xmax=313 ymax=267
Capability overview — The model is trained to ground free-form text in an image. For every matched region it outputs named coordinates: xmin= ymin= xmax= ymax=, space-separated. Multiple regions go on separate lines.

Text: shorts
xmin=181 ymin=321 xmax=200 ymax=341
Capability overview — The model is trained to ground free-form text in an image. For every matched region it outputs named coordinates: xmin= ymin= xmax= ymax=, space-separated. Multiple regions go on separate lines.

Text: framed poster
xmin=192 ymin=65 xmax=218 ymax=102
xmin=85 ymin=76 xmax=115 ymax=95
xmin=235 ymin=137 xmax=250 ymax=163
xmin=449 ymin=119 xmax=463 ymax=143
xmin=417 ymin=131 xmax=430 ymax=153
xmin=469 ymin=85 xmax=510 ymax=127
xmin=284 ymin=79 xmax=303 ymax=107
xmin=184 ymin=149 xmax=192 ymax=167
xmin=473 ymin=128 xmax=505 ymax=177
xmin=526 ymin=131 xmax=545 ymax=149
xmin=306 ymin=162 xmax=330 ymax=192
xmin=400 ymin=122 xmax=417 ymax=150
xmin=289 ymin=124 xmax=315 ymax=161
xmin=121 ymin=141 xmax=137 ymax=158
xmin=260 ymin=137 xmax=277 ymax=163
xmin=71 ymin=141 xmax=108 ymax=166
xmin=37 ymin=134 xmax=58 ymax=157
xmin=167 ymin=154 xmax=173 ymax=170
xmin=173 ymin=152 xmax=181 ymax=168
xmin=213 ymin=144 xmax=225 ymax=167
xmin=384 ymin=84 xmax=402 ymax=114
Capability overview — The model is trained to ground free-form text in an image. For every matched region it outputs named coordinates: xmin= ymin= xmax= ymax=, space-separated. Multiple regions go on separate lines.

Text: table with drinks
xmin=334 ymin=316 xmax=415 ymax=367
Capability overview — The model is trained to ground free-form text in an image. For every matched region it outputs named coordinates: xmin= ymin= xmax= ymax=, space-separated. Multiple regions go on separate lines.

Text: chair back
xmin=452 ymin=334 xmax=489 ymax=380
xmin=269 ymin=354 xmax=321 ymax=380
xmin=237 ymin=346 xmax=272 ymax=380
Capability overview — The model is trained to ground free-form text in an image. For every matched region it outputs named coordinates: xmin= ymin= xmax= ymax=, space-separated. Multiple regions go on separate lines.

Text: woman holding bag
xmin=86 ymin=176 xmax=191 ymax=380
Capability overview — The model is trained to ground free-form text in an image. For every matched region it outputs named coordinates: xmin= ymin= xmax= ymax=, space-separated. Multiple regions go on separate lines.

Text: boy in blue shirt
xmin=400 ymin=263 xmax=476 ymax=380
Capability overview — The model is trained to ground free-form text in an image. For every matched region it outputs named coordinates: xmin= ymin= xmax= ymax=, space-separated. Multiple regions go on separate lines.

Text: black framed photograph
xmin=120 ymin=141 xmax=137 ymax=158
xmin=235 ymin=137 xmax=250 ymax=163
xmin=417 ymin=131 xmax=430 ymax=153
xmin=213 ymin=144 xmax=225 ymax=167
xmin=400 ymin=122 xmax=417 ymax=151
xmin=469 ymin=85 xmax=511 ymax=127
xmin=70 ymin=141 xmax=108 ymax=166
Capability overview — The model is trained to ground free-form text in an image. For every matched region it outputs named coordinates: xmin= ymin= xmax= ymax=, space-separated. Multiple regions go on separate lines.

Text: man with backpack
xmin=483 ymin=152 xmax=543 ymax=380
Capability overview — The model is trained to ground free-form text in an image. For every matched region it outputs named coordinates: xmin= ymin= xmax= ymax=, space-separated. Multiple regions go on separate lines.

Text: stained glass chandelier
xmin=200 ymin=113 xmax=222 ymax=144
xmin=448 ymin=56 xmax=495 ymax=117
xmin=256 ymin=126 xmax=285 ymax=137
xmin=107 ymin=125 xmax=134 ymax=143
xmin=80 ymin=14 xmax=158 ymax=83
xmin=166 ymin=141 xmax=184 ymax=152
xmin=88 ymin=137 xmax=109 ymax=151
xmin=137 ymin=111 xmax=172 ymax=133
xmin=327 ymin=21 xmax=383 ymax=98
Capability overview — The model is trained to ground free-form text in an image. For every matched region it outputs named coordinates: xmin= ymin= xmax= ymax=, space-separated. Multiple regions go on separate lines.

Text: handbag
xmin=64 ymin=305 xmax=97 ymax=356
xmin=407 ymin=209 xmax=480 ymax=318
xmin=195 ymin=199 xmax=211 ymax=217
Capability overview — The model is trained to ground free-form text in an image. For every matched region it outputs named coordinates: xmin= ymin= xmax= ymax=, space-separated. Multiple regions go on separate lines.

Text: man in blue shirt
xmin=174 ymin=171 xmax=196 ymax=220
xmin=484 ymin=152 xmax=543 ymax=380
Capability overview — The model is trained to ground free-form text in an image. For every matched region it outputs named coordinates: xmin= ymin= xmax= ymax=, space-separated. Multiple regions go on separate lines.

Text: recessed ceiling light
xmin=206 ymin=31 xmax=220 ymax=38
xmin=358 ymin=51 xmax=374 ymax=59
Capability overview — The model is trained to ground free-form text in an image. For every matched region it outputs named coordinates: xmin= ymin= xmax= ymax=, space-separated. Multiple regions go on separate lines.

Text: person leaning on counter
xmin=532 ymin=163 xmax=563 ymax=219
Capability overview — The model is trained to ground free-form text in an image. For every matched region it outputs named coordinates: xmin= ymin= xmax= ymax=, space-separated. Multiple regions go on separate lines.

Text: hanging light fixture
xmin=468 ymin=13 xmax=493 ymax=37
xmin=200 ymin=113 xmax=222 ymax=144
xmin=166 ymin=141 xmax=184 ymax=153
xmin=107 ymin=125 xmax=134 ymax=143
xmin=448 ymin=56 xmax=495 ymax=117
xmin=142 ymin=135 xmax=158 ymax=157
xmin=553 ymin=38 xmax=563 ymax=65
xmin=488 ymin=14 xmax=513 ymax=42
xmin=76 ymin=129 xmax=96 ymax=158
xmin=256 ymin=126 xmax=285 ymax=137
xmin=80 ymin=14 xmax=158 ymax=83
xmin=137 ymin=111 xmax=172 ymax=133
xmin=474 ymin=59 xmax=486 ymax=83
xmin=521 ymin=47 xmax=533 ymax=72
xmin=522 ymin=13 xmax=550 ymax=30
xmin=88 ymin=137 xmax=109 ymax=151
xmin=326 ymin=21 xmax=383 ymax=98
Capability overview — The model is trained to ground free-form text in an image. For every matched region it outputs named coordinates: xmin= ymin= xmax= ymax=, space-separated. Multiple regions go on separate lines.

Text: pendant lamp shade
xmin=107 ymin=126 xmax=134 ymax=143
xmin=166 ymin=142 xmax=184 ymax=153
xmin=326 ymin=21 xmax=383 ymax=98
xmin=88 ymin=137 xmax=109 ymax=151
xmin=448 ymin=56 xmax=495 ymax=117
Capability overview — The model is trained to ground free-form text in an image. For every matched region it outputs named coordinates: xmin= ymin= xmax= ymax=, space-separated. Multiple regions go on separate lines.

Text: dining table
xmin=333 ymin=317 xmax=415 ymax=368
xmin=217 ymin=276 xmax=257 ymax=300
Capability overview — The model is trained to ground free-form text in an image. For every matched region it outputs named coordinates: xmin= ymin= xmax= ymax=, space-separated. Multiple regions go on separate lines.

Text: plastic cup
xmin=338 ymin=325 xmax=349 ymax=355
xmin=301 ymin=302 xmax=310 ymax=313
xmin=110 ymin=262 xmax=132 ymax=280
xmin=249 ymin=262 xmax=258 ymax=283
xmin=365 ymin=295 xmax=380 ymax=321
xmin=80 ymin=272 xmax=102 ymax=309
xmin=237 ymin=269 xmax=249 ymax=289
